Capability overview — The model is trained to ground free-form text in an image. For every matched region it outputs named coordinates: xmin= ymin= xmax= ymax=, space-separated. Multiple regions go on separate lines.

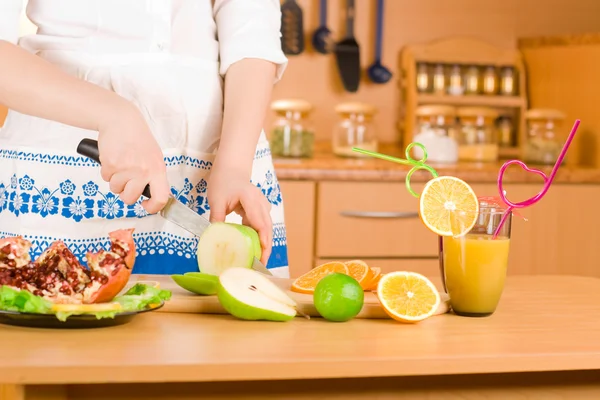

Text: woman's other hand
xmin=97 ymin=105 xmax=171 ymax=214
xmin=207 ymin=162 xmax=273 ymax=265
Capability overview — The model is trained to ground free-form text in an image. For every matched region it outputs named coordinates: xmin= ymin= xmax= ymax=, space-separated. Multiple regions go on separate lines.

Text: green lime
xmin=313 ymin=273 xmax=364 ymax=322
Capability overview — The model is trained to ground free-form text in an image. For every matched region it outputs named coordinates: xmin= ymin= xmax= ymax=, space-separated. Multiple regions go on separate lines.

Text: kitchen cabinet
xmin=279 ymin=181 xmax=316 ymax=278
xmin=281 ymin=179 xmax=600 ymax=279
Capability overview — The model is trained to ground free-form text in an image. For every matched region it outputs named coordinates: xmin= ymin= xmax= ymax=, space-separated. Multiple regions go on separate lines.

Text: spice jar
xmin=269 ymin=99 xmax=315 ymax=158
xmin=432 ymin=64 xmax=446 ymax=94
xmin=482 ymin=66 xmax=498 ymax=95
xmin=523 ymin=109 xmax=566 ymax=165
xmin=412 ymin=105 xmax=458 ymax=163
xmin=332 ymin=102 xmax=378 ymax=158
xmin=464 ymin=65 xmax=481 ymax=95
xmin=456 ymin=107 xmax=500 ymax=162
xmin=447 ymin=64 xmax=464 ymax=96
xmin=416 ymin=62 xmax=431 ymax=93
xmin=497 ymin=115 xmax=515 ymax=147
xmin=499 ymin=66 xmax=517 ymax=96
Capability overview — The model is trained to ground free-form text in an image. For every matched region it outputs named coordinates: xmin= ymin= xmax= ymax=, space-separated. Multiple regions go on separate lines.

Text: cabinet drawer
xmin=316 ymin=182 xmax=437 ymax=258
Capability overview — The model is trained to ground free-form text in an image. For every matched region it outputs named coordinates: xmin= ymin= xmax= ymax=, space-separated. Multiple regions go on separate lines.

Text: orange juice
xmin=442 ymin=233 xmax=510 ymax=316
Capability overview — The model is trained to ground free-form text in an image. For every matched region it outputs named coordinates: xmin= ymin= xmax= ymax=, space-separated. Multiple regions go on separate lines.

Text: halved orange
xmin=344 ymin=260 xmax=372 ymax=288
xmin=291 ymin=261 xmax=349 ymax=294
xmin=376 ymin=271 xmax=440 ymax=323
xmin=419 ymin=176 xmax=479 ymax=237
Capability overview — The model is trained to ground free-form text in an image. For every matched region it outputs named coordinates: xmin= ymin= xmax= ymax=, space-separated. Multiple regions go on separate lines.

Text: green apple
xmin=171 ymin=273 xmax=219 ymax=295
xmin=197 ymin=222 xmax=262 ymax=276
xmin=217 ymin=267 xmax=296 ymax=322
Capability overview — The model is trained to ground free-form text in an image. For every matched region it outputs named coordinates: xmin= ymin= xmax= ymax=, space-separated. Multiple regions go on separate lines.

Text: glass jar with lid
xmin=332 ymin=102 xmax=378 ymax=157
xmin=456 ymin=107 xmax=500 ymax=162
xmin=523 ymin=108 xmax=566 ymax=165
xmin=412 ymin=105 xmax=458 ymax=163
xmin=269 ymin=99 xmax=315 ymax=158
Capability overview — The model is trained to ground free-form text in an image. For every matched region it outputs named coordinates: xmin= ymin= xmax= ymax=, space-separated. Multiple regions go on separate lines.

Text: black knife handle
xmin=346 ymin=0 xmax=355 ymax=38
xmin=76 ymin=138 xmax=152 ymax=199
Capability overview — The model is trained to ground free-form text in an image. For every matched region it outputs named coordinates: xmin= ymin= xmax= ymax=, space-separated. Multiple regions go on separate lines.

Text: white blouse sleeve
xmin=213 ymin=0 xmax=288 ymax=82
xmin=0 ymin=0 xmax=24 ymax=44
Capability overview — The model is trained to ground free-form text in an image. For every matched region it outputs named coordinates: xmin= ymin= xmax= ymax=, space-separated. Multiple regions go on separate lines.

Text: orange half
xmin=291 ymin=261 xmax=349 ymax=294
xmin=376 ymin=271 xmax=440 ymax=323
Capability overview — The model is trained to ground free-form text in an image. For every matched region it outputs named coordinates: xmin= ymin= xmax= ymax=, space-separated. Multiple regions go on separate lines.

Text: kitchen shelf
xmin=398 ymin=37 xmax=529 ymax=160
xmin=417 ymin=94 xmax=525 ymax=108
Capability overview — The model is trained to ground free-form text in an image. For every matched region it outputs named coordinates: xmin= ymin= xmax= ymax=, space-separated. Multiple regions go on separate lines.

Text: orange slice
xmin=419 ymin=176 xmax=479 ymax=237
xmin=344 ymin=260 xmax=372 ymax=288
xmin=366 ymin=268 xmax=383 ymax=291
xmin=376 ymin=271 xmax=440 ymax=323
xmin=291 ymin=261 xmax=349 ymax=294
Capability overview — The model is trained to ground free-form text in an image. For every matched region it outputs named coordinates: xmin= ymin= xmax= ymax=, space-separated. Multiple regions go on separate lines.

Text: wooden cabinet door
xmin=279 ymin=181 xmax=316 ymax=278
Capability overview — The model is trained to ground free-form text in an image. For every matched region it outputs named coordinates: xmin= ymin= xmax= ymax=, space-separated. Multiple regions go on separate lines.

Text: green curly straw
xmin=352 ymin=143 xmax=439 ymax=198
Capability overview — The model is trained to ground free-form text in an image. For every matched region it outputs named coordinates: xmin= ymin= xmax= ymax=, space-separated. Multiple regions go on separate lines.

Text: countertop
xmin=273 ymin=142 xmax=600 ymax=183
xmin=1 ymin=275 xmax=600 ymax=385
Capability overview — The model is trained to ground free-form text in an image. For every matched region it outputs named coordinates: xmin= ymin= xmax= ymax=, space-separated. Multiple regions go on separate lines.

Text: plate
xmin=0 ymin=302 xmax=164 ymax=329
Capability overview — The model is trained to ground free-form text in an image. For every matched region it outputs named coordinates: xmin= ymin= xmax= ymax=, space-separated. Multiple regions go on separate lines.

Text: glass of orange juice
xmin=439 ymin=199 xmax=512 ymax=317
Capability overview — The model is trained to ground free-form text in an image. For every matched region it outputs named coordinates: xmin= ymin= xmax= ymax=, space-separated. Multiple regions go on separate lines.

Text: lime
xmin=313 ymin=273 xmax=364 ymax=322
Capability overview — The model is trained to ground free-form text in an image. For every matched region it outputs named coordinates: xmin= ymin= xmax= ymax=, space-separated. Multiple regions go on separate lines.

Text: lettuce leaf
xmin=0 ymin=283 xmax=171 ymax=321
xmin=0 ymin=286 xmax=53 ymax=314
xmin=115 ymin=283 xmax=172 ymax=311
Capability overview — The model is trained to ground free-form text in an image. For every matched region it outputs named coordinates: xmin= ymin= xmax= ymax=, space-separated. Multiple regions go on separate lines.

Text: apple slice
xmin=217 ymin=267 xmax=297 ymax=322
xmin=197 ymin=222 xmax=262 ymax=276
xmin=171 ymin=273 xmax=219 ymax=296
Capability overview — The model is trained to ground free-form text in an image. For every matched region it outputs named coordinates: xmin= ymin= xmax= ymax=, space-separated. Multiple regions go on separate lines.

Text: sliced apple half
xmin=197 ymin=222 xmax=262 ymax=276
xmin=217 ymin=267 xmax=297 ymax=322
xmin=171 ymin=273 xmax=219 ymax=295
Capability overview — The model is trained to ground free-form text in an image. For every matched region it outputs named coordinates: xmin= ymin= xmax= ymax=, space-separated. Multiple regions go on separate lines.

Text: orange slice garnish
xmin=376 ymin=271 xmax=440 ymax=323
xmin=419 ymin=176 xmax=479 ymax=237
xmin=291 ymin=261 xmax=349 ymax=294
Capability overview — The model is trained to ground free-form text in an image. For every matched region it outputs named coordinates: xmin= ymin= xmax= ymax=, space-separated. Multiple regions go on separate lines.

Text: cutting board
xmin=126 ymin=274 xmax=450 ymax=320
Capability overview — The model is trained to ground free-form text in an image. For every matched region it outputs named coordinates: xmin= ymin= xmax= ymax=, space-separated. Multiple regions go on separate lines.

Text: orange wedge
xmin=376 ymin=271 xmax=440 ymax=323
xmin=344 ymin=260 xmax=372 ymax=288
xmin=419 ymin=176 xmax=479 ymax=237
xmin=291 ymin=261 xmax=349 ymax=294
xmin=365 ymin=268 xmax=383 ymax=291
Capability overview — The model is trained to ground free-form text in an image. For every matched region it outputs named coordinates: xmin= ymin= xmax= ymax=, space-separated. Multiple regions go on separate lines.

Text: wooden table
xmin=2 ymin=275 xmax=600 ymax=399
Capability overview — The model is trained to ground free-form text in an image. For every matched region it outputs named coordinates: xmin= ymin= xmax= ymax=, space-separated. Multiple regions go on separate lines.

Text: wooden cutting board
xmin=126 ymin=274 xmax=450 ymax=319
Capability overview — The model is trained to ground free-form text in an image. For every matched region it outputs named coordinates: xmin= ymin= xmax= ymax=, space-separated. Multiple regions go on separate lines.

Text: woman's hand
xmin=207 ymin=161 xmax=273 ymax=265
xmin=97 ymin=105 xmax=171 ymax=214
xmin=0 ymin=41 xmax=171 ymax=214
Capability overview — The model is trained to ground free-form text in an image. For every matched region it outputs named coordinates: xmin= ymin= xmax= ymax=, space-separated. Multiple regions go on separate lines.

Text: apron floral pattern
xmin=0 ymin=141 xmax=289 ymax=278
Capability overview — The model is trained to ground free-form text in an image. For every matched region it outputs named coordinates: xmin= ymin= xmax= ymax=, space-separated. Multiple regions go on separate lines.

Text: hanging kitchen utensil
xmin=280 ymin=0 xmax=304 ymax=55
xmin=367 ymin=0 xmax=392 ymax=84
xmin=311 ymin=0 xmax=332 ymax=54
xmin=334 ymin=0 xmax=360 ymax=92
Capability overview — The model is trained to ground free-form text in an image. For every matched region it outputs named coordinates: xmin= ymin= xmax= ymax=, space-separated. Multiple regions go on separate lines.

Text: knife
xmin=76 ymin=138 xmax=272 ymax=276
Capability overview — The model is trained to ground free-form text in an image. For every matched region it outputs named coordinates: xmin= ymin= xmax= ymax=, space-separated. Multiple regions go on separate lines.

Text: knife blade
xmin=76 ymin=138 xmax=272 ymax=276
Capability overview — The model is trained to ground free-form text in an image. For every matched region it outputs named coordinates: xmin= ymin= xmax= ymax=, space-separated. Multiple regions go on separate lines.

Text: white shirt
xmin=0 ymin=0 xmax=288 ymax=79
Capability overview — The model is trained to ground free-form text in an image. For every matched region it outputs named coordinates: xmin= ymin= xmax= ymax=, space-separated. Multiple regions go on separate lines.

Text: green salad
xmin=0 ymin=283 xmax=172 ymax=322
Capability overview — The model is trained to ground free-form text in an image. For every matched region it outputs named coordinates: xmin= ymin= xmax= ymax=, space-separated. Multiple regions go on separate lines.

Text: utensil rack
xmin=398 ymin=37 xmax=528 ymax=159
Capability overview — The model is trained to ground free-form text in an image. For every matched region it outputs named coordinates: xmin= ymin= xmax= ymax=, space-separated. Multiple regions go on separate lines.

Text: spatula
xmin=334 ymin=0 xmax=360 ymax=92
xmin=280 ymin=0 xmax=304 ymax=55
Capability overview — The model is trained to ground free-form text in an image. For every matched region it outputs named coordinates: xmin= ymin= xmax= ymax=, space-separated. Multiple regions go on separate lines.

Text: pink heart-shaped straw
xmin=493 ymin=119 xmax=581 ymax=238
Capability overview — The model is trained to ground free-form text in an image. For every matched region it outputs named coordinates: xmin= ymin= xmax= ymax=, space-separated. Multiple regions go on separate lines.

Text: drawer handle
xmin=340 ymin=211 xmax=419 ymax=219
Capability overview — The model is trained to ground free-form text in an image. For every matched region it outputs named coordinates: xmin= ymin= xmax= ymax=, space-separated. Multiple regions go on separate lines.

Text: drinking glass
xmin=439 ymin=200 xmax=512 ymax=317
